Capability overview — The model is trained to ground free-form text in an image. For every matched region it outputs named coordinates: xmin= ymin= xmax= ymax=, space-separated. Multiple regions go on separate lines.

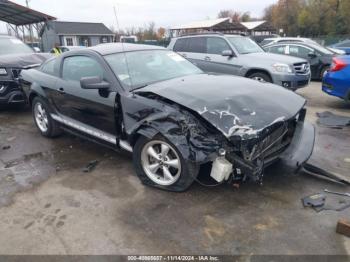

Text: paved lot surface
xmin=0 ymin=81 xmax=349 ymax=255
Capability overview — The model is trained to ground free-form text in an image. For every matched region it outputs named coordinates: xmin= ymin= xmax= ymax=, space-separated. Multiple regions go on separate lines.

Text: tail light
xmin=330 ymin=57 xmax=347 ymax=72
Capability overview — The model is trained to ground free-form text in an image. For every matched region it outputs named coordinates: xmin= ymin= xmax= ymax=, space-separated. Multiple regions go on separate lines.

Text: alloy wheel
xmin=141 ymin=140 xmax=181 ymax=186
xmin=34 ymin=102 xmax=49 ymax=133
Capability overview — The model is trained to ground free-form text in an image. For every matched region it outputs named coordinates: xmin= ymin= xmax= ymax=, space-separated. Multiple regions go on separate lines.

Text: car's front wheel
xmin=133 ymin=135 xmax=199 ymax=192
xmin=32 ymin=96 xmax=62 ymax=138
xmin=248 ymin=72 xmax=272 ymax=83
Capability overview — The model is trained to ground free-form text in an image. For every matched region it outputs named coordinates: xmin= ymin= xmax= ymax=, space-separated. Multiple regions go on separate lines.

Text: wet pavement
xmin=0 ymin=82 xmax=349 ymax=255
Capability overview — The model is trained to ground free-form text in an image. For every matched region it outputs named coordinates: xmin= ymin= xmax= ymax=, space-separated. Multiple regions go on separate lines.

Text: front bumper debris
xmin=279 ymin=121 xmax=315 ymax=171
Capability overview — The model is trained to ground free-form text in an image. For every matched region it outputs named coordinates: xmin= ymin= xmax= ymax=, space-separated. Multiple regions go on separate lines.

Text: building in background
xmin=170 ymin=18 xmax=275 ymax=39
xmin=40 ymin=21 xmax=114 ymax=52
xmin=170 ymin=18 xmax=246 ymax=37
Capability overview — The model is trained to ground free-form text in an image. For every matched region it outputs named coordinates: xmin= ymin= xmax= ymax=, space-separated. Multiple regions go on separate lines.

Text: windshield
xmin=309 ymin=43 xmax=334 ymax=55
xmin=227 ymin=37 xmax=264 ymax=54
xmin=0 ymin=38 xmax=33 ymax=55
xmin=105 ymin=50 xmax=202 ymax=89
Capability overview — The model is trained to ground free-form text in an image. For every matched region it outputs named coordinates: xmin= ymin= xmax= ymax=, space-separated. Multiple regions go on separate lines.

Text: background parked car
xmin=260 ymin=37 xmax=317 ymax=47
xmin=322 ymin=56 xmax=350 ymax=102
xmin=328 ymin=39 xmax=350 ymax=55
xmin=261 ymin=37 xmax=345 ymax=55
xmin=0 ymin=35 xmax=50 ymax=106
xmin=168 ymin=33 xmax=311 ymax=90
xmin=265 ymin=42 xmax=335 ymax=80
xmin=49 ymin=46 xmax=85 ymax=54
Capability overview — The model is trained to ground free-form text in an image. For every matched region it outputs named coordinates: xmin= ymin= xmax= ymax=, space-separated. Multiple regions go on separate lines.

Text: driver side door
xmin=53 ymin=55 xmax=117 ymax=137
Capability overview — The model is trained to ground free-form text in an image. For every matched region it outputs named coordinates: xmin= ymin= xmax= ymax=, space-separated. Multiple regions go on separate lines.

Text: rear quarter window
xmin=174 ymin=37 xmax=206 ymax=53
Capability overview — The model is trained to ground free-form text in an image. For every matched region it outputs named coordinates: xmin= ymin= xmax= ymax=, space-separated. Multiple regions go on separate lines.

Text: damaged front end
xmin=221 ymin=108 xmax=315 ymax=183
xmin=122 ymin=74 xmax=315 ymax=185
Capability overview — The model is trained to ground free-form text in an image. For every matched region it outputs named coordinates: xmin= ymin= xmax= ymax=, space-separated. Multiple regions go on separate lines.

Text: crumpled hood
xmin=138 ymin=74 xmax=306 ymax=138
xmin=242 ymin=52 xmax=307 ymax=64
xmin=0 ymin=53 xmax=51 ymax=68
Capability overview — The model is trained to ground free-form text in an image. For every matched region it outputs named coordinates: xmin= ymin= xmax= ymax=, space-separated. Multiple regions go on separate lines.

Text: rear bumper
xmin=272 ymin=73 xmax=311 ymax=91
xmin=322 ymin=72 xmax=350 ymax=101
xmin=0 ymin=81 xmax=26 ymax=104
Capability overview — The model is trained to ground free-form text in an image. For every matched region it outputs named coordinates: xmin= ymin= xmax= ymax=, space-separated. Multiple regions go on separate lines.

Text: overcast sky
xmin=0 ymin=0 xmax=277 ymax=33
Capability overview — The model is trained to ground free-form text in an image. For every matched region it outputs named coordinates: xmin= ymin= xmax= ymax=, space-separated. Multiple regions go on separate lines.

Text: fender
xmin=244 ymin=67 xmax=273 ymax=79
xmin=20 ymin=68 xmax=50 ymax=105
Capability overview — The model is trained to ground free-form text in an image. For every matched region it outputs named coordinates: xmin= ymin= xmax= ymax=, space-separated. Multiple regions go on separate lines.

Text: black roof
xmin=89 ymin=43 xmax=165 ymax=55
xmin=45 ymin=21 xmax=114 ymax=36
xmin=0 ymin=0 xmax=56 ymax=26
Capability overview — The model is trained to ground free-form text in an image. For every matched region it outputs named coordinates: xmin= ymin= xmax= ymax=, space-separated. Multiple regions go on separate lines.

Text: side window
xmin=41 ymin=59 xmax=56 ymax=75
xmin=186 ymin=37 xmax=206 ymax=53
xmin=206 ymin=37 xmax=231 ymax=55
xmin=289 ymin=45 xmax=312 ymax=58
xmin=173 ymin=38 xmax=188 ymax=52
xmin=62 ymin=56 xmax=104 ymax=82
xmin=269 ymin=45 xmax=286 ymax=54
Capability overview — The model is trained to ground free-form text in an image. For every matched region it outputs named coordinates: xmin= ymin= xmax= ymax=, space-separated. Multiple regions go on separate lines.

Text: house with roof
xmin=170 ymin=18 xmax=275 ymax=38
xmin=241 ymin=21 xmax=275 ymax=36
xmin=170 ymin=18 xmax=246 ymax=37
xmin=40 ymin=21 xmax=114 ymax=52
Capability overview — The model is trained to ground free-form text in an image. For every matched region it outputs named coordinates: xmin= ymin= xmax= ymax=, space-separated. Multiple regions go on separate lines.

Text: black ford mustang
xmin=20 ymin=43 xmax=315 ymax=191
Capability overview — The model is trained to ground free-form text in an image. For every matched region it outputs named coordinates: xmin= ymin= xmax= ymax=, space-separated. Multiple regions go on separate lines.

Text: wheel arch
xmin=27 ymin=85 xmax=47 ymax=106
xmin=245 ymin=68 xmax=273 ymax=81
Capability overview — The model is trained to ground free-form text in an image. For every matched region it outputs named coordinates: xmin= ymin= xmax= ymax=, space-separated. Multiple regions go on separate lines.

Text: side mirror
xmin=222 ymin=50 xmax=234 ymax=57
xmin=80 ymin=76 xmax=110 ymax=90
xmin=308 ymin=52 xmax=317 ymax=58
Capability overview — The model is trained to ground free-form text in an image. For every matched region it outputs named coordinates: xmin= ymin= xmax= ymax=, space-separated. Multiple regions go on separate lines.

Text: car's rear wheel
xmin=248 ymin=72 xmax=272 ymax=83
xmin=32 ymin=96 xmax=62 ymax=138
xmin=133 ymin=135 xmax=199 ymax=192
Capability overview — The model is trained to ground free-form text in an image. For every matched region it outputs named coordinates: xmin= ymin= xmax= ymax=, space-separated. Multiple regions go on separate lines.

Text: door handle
xmin=204 ymin=56 xmax=211 ymax=61
xmin=57 ymin=87 xmax=66 ymax=94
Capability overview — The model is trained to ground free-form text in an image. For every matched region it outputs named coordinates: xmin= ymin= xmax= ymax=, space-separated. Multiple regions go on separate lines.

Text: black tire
xmin=320 ymin=66 xmax=330 ymax=80
xmin=31 ymin=96 xmax=62 ymax=138
xmin=248 ymin=72 xmax=272 ymax=83
xmin=132 ymin=135 xmax=199 ymax=192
